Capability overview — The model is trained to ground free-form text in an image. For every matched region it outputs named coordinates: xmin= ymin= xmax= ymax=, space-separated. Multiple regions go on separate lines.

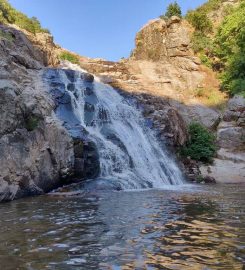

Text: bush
xmin=164 ymin=1 xmax=182 ymax=18
xmin=214 ymin=2 xmax=245 ymax=97
xmin=0 ymin=29 xmax=14 ymax=41
xmin=191 ymin=32 xmax=213 ymax=53
xmin=199 ymin=53 xmax=212 ymax=68
xmin=186 ymin=10 xmax=213 ymax=34
xmin=0 ymin=0 xmax=49 ymax=34
xmin=196 ymin=0 xmax=221 ymax=14
xmin=59 ymin=51 xmax=80 ymax=64
xmin=181 ymin=123 xmax=216 ymax=163
xmin=25 ymin=115 xmax=40 ymax=131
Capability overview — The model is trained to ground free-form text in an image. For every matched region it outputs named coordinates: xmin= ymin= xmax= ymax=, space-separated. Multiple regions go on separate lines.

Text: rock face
xmin=0 ymin=25 xmax=98 ymax=201
xmin=79 ymin=17 xmax=221 ymax=131
xmin=43 ymin=68 xmax=100 ymax=180
xmin=201 ymin=95 xmax=245 ymax=183
xmin=0 ymin=25 xmax=75 ymax=201
xmin=132 ymin=17 xmax=194 ymax=62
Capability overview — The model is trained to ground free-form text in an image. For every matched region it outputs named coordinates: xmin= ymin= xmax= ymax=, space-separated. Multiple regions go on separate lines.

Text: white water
xmin=52 ymin=62 xmax=184 ymax=188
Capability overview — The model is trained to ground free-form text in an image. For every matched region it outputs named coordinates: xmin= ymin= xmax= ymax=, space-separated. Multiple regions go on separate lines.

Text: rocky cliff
xmin=0 ymin=25 xmax=99 ymax=201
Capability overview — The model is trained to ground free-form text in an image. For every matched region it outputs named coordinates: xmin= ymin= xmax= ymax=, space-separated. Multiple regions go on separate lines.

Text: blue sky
xmin=9 ymin=0 xmax=206 ymax=61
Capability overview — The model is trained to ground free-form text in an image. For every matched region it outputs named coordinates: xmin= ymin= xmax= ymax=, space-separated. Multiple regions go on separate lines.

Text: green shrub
xmin=25 ymin=115 xmax=40 ymax=131
xmin=186 ymin=10 xmax=213 ymax=34
xmin=196 ymin=0 xmax=221 ymax=14
xmin=164 ymin=1 xmax=182 ymax=18
xmin=181 ymin=123 xmax=217 ymax=163
xmin=0 ymin=0 xmax=49 ymax=34
xmin=0 ymin=29 xmax=14 ymax=41
xmin=200 ymin=53 xmax=212 ymax=68
xmin=59 ymin=51 xmax=80 ymax=64
xmin=214 ymin=2 xmax=245 ymax=97
xmin=191 ymin=32 xmax=213 ymax=53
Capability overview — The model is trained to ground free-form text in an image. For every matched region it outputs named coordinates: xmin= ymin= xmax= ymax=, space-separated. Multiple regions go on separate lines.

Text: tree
xmin=165 ymin=1 xmax=182 ymax=18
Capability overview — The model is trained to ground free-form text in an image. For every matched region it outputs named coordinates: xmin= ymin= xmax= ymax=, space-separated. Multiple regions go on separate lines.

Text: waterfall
xmin=44 ymin=63 xmax=184 ymax=189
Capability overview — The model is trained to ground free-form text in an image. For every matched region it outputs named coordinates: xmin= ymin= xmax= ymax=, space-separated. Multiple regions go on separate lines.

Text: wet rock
xmin=56 ymin=137 xmax=100 ymax=181
xmin=67 ymin=83 xmax=75 ymax=92
xmin=74 ymin=158 xmax=85 ymax=177
xmin=73 ymin=139 xmax=84 ymax=157
xmin=64 ymin=69 xmax=76 ymax=82
xmin=81 ymin=72 xmax=94 ymax=83
xmin=85 ymin=102 xmax=95 ymax=112
xmin=50 ymin=82 xmax=66 ymax=92
xmin=59 ymin=92 xmax=72 ymax=105
xmin=182 ymin=158 xmax=201 ymax=182
xmin=84 ymin=87 xmax=93 ymax=96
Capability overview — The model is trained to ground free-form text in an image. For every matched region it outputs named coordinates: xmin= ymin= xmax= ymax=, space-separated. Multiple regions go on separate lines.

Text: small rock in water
xmin=203 ymin=176 xmax=216 ymax=184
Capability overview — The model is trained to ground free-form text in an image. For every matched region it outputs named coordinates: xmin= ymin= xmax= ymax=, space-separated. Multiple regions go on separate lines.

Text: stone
xmin=67 ymin=83 xmax=75 ymax=92
xmin=203 ymin=176 xmax=216 ymax=184
xmin=170 ymin=16 xmax=181 ymax=23
xmin=81 ymin=72 xmax=94 ymax=83
xmin=64 ymin=69 xmax=76 ymax=82
xmin=217 ymin=126 xmax=245 ymax=150
xmin=84 ymin=87 xmax=93 ymax=96
xmin=0 ymin=26 xmax=77 ymax=202
xmin=227 ymin=95 xmax=245 ymax=112
xmin=0 ymin=120 xmax=74 ymax=202
xmin=200 ymin=159 xmax=245 ymax=184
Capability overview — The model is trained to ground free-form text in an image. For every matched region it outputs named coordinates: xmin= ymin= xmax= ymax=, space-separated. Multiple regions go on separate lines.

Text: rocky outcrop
xmin=8 ymin=24 xmax=60 ymax=66
xmin=0 ymin=25 xmax=98 ymax=201
xmin=43 ymin=68 xmax=100 ymax=180
xmin=26 ymin=31 xmax=60 ymax=66
xmin=79 ymin=17 xmax=222 ymax=132
xmin=0 ymin=25 xmax=73 ymax=201
xmin=132 ymin=17 xmax=195 ymax=62
xmin=201 ymin=95 xmax=245 ymax=183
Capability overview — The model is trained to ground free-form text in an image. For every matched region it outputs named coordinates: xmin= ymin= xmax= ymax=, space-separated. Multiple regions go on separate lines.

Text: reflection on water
xmin=0 ymin=184 xmax=244 ymax=270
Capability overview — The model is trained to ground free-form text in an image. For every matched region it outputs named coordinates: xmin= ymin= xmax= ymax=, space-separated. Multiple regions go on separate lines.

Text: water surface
xmin=0 ymin=184 xmax=244 ymax=270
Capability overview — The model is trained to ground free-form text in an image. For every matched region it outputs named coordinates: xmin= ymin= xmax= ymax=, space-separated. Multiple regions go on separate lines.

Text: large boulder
xmin=0 ymin=120 xmax=74 ymax=201
xmin=217 ymin=95 xmax=245 ymax=151
xmin=132 ymin=17 xmax=193 ymax=62
xmin=201 ymin=95 xmax=245 ymax=183
xmin=0 ymin=25 xmax=76 ymax=202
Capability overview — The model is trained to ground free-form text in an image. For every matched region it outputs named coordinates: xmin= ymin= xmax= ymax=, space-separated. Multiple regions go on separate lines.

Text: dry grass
xmin=192 ymin=87 xmax=227 ymax=110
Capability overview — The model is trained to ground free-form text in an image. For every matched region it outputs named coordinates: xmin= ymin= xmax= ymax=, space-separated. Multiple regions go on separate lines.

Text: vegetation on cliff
xmin=186 ymin=0 xmax=244 ymax=97
xmin=0 ymin=0 xmax=49 ymax=34
xmin=181 ymin=123 xmax=217 ymax=163
xmin=59 ymin=51 xmax=80 ymax=64
xmin=214 ymin=1 xmax=245 ymax=97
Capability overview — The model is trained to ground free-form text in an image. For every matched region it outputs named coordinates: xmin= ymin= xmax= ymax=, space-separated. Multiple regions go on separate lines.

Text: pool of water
xmin=0 ymin=184 xmax=244 ymax=270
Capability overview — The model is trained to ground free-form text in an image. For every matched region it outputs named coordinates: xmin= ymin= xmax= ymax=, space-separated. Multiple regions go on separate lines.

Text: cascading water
xmin=44 ymin=63 xmax=184 ymax=189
